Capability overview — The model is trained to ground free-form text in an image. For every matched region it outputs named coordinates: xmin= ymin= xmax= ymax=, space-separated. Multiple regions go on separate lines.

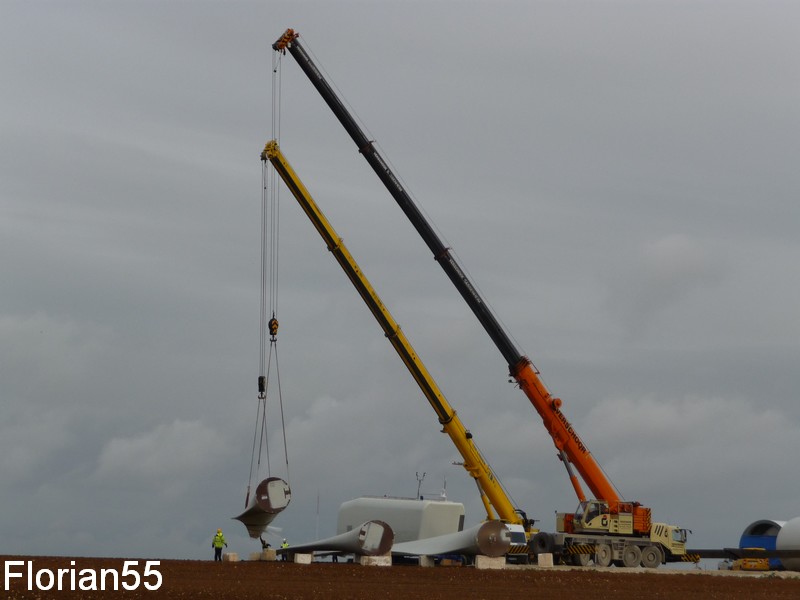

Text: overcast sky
xmin=2 ymin=0 xmax=798 ymax=561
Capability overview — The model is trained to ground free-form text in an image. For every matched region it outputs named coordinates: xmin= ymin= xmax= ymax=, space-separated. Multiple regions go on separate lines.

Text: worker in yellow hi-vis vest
xmin=212 ymin=528 xmax=228 ymax=561
xmin=281 ymin=538 xmax=289 ymax=561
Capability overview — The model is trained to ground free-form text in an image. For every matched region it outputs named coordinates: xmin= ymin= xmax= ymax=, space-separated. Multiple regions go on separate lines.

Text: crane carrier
xmin=272 ymin=28 xmax=694 ymax=568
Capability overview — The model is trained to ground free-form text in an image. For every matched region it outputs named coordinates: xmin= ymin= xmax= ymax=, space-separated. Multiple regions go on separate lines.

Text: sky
xmin=2 ymin=0 xmax=798 ymax=561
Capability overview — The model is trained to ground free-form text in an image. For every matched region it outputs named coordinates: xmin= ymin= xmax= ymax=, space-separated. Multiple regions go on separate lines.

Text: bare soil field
xmin=4 ymin=556 xmax=800 ymax=599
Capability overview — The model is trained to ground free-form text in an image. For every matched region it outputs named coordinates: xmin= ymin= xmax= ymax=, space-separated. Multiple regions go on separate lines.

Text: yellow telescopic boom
xmin=262 ymin=140 xmax=524 ymax=526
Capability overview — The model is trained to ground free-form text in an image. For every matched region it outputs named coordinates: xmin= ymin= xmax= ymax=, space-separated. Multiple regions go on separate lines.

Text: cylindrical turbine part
xmin=776 ymin=516 xmax=800 ymax=571
xmin=233 ymin=477 xmax=291 ymax=539
xmin=392 ymin=520 xmax=511 ymax=558
xmin=281 ymin=520 xmax=394 ymax=556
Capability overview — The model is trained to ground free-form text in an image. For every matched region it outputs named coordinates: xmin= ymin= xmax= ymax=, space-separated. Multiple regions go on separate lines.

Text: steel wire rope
xmin=272 ymin=342 xmax=290 ymax=484
xmin=246 ymin=130 xmax=273 ymax=505
xmin=245 ymin=392 xmax=265 ymax=506
xmin=246 ymin=147 xmax=271 ymax=506
xmin=270 ymin=49 xmax=282 ymax=319
xmin=268 ymin=49 xmax=290 ymax=483
xmin=247 ymin=50 xmax=291 ymax=504
xmin=260 ymin=345 xmax=275 ymax=477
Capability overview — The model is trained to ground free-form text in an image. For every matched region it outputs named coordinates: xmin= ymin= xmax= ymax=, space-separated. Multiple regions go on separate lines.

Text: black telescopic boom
xmin=275 ymin=30 xmax=523 ymax=368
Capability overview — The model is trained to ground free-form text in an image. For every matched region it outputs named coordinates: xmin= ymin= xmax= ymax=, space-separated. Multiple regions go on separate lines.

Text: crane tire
xmin=622 ymin=544 xmax=642 ymax=568
xmin=640 ymin=545 xmax=662 ymax=569
xmin=571 ymin=553 xmax=591 ymax=566
xmin=595 ymin=543 xmax=612 ymax=567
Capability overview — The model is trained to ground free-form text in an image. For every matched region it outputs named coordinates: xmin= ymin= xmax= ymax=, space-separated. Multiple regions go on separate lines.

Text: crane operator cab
xmin=577 ymin=500 xmax=611 ymax=531
xmin=558 ymin=500 xmax=624 ymax=535
xmin=504 ymin=523 xmax=532 ymax=564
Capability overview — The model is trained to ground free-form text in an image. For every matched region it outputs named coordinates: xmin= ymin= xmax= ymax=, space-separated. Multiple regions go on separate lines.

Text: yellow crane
xmin=262 ymin=140 xmax=535 ymax=551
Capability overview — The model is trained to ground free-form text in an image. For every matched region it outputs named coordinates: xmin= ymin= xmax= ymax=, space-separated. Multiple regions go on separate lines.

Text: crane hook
xmin=268 ymin=317 xmax=279 ymax=340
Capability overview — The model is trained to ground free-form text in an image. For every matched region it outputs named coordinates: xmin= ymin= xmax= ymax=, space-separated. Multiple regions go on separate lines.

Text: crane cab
xmin=557 ymin=500 xmax=638 ymax=536
xmin=650 ymin=522 xmax=689 ymax=557
xmin=504 ymin=523 xmax=532 ymax=564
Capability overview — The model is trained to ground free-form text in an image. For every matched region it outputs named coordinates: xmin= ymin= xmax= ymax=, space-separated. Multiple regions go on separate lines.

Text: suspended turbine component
xmin=233 ymin=477 xmax=291 ymax=538
xmin=279 ymin=520 xmax=394 ymax=557
xmin=392 ymin=520 xmax=511 ymax=558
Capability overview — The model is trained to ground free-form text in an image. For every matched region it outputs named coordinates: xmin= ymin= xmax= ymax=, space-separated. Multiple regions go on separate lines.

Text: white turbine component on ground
xmin=233 ymin=477 xmax=291 ymax=538
xmin=337 ymin=496 xmax=465 ymax=542
xmin=392 ymin=520 xmax=511 ymax=558
xmin=280 ymin=520 xmax=395 ymax=556
xmin=776 ymin=516 xmax=800 ymax=571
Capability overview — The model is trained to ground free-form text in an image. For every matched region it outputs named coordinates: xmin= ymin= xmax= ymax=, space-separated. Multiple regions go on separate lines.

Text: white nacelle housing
xmin=337 ymin=496 xmax=465 ymax=543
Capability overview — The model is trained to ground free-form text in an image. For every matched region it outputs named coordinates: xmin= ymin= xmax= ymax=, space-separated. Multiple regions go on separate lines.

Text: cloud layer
xmin=2 ymin=1 xmax=798 ymax=560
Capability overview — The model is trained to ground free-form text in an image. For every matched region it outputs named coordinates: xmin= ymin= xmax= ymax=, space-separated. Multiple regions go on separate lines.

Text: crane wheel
xmin=640 ymin=545 xmax=662 ymax=569
xmin=571 ymin=553 xmax=591 ymax=566
xmin=622 ymin=544 xmax=642 ymax=568
xmin=595 ymin=543 xmax=612 ymax=567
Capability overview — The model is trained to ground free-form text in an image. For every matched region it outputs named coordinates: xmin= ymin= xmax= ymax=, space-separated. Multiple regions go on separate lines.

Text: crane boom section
xmin=273 ymin=30 xmax=623 ymax=508
xmin=262 ymin=140 xmax=521 ymax=525
xmin=271 ymin=31 xmax=520 ymax=365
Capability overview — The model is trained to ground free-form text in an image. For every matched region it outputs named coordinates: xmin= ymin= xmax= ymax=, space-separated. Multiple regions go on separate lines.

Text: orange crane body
xmin=273 ymin=27 xmax=689 ymax=566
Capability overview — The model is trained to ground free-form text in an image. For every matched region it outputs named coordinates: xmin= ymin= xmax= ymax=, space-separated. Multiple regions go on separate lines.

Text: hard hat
xmin=283 ymin=538 xmax=287 ymax=542
xmin=217 ymin=529 xmax=222 ymax=533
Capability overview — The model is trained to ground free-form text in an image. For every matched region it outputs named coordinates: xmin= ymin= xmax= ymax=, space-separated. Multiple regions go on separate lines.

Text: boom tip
xmin=273 ymin=29 xmax=298 ymax=52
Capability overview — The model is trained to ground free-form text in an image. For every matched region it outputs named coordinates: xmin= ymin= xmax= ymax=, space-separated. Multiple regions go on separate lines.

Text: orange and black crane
xmin=274 ymin=28 xmax=692 ymax=567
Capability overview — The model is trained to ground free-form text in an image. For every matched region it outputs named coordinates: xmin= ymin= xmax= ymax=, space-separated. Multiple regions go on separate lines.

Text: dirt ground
xmin=4 ymin=556 xmax=800 ymax=599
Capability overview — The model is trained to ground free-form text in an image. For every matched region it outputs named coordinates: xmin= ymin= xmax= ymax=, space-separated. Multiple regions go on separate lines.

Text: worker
xmin=212 ymin=528 xmax=228 ymax=561
xmin=281 ymin=538 xmax=289 ymax=561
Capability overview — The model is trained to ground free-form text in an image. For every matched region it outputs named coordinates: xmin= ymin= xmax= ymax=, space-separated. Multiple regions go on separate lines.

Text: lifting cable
xmin=245 ymin=50 xmax=290 ymax=507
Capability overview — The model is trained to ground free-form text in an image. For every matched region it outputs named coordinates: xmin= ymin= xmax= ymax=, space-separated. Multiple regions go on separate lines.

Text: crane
xmin=261 ymin=140 xmax=535 ymax=557
xmin=272 ymin=28 xmax=693 ymax=567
